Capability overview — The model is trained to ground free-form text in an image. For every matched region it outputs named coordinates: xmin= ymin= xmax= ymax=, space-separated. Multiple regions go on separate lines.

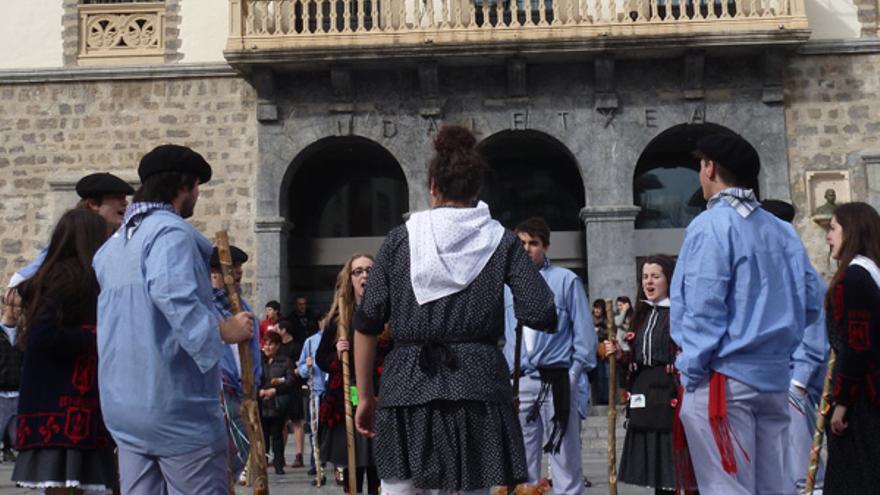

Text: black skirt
xmin=13 ymin=447 xmax=118 ymax=493
xmin=618 ymin=428 xmax=676 ymax=490
xmin=374 ymin=400 xmax=527 ymax=492
xmin=824 ymin=392 xmax=880 ymax=494
xmin=319 ymin=421 xmax=375 ymax=468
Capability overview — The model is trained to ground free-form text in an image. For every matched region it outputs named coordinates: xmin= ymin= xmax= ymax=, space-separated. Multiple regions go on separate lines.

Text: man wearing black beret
xmin=209 ymin=245 xmax=263 ymax=482
xmin=6 ymin=172 xmax=134 ymax=289
xmin=669 ymin=133 xmax=824 ymax=493
xmin=94 ymin=144 xmax=253 ymax=494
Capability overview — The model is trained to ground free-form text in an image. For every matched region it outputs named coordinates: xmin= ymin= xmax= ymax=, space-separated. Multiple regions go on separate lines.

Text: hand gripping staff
xmin=803 ymin=350 xmax=836 ymax=494
xmin=216 ymin=231 xmax=269 ymax=495
xmin=605 ymin=298 xmax=619 ymax=495
xmin=307 ymin=347 xmax=324 ymax=487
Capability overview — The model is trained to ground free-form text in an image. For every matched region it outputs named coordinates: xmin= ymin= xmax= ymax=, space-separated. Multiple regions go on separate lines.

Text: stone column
xmin=580 ymin=205 xmax=640 ymax=303
xmin=255 ymin=216 xmax=292 ymax=312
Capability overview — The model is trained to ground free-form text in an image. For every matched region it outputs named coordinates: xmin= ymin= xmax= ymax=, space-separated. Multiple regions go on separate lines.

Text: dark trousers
xmin=342 ymin=466 xmax=379 ymax=495
xmin=264 ymin=417 xmax=286 ymax=468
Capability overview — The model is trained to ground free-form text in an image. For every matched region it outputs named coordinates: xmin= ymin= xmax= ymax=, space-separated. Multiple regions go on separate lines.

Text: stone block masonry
xmin=0 ymin=76 xmax=259 ymax=291
xmin=784 ymin=50 xmax=880 ymax=280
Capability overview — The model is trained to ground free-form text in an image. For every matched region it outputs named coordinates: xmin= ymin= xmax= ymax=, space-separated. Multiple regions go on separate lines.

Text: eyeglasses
xmin=351 ymin=267 xmax=372 ymax=277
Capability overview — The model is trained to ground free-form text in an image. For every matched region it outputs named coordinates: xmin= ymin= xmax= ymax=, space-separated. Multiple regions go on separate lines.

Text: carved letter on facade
xmin=337 ymin=115 xmax=354 ymax=135
xmin=558 ymin=111 xmax=569 ymax=130
xmin=425 ymin=116 xmax=439 ymax=135
xmin=645 ymin=109 xmax=658 ymax=128
xmin=690 ymin=105 xmax=705 ymax=125
xmin=512 ymin=112 xmax=527 ymax=130
xmin=383 ymin=119 xmax=398 ymax=138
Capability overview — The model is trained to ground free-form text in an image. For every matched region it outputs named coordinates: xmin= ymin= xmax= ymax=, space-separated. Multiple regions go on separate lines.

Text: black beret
xmin=138 ymin=144 xmax=212 ymax=184
xmin=75 ymin=172 xmax=134 ymax=198
xmin=210 ymin=245 xmax=249 ymax=268
xmin=694 ymin=133 xmax=760 ymax=183
xmin=762 ymin=199 xmax=796 ymax=223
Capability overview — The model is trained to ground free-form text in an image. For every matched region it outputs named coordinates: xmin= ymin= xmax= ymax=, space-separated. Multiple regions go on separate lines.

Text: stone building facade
xmin=0 ymin=0 xmax=878 ymax=311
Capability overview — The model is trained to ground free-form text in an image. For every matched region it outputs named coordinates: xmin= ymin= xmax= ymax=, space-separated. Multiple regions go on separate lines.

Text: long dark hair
xmin=825 ymin=202 xmax=880 ymax=311
xmin=18 ymin=209 xmax=108 ymax=349
xmin=631 ymin=255 xmax=676 ymax=335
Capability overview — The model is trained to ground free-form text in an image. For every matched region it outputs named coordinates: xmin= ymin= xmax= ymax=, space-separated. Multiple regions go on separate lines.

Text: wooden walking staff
xmin=215 ymin=231 xmax=269 ymax=495
xmin=337 ymin=322 xmax=358 ymax=495
xmin=804 ymin=350 xmax=836 ymax=494
xmin=307 ymin=348 xmax=324 ymax=487
xmin=605 ymin=298 xmax=619 ymax=495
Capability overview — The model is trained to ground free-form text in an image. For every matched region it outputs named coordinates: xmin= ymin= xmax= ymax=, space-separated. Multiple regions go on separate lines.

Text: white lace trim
xmin=16 ymin=480 xmax=113 ymax=494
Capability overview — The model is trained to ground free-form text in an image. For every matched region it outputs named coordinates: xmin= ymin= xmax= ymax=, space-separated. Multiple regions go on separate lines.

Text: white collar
xmin=406 ymin=201 xmax=505 ymax=305
xmin=642 ymin=297 xmax=670 ymax=308
xmin=850 ymin=255 xmax=880 ymax=290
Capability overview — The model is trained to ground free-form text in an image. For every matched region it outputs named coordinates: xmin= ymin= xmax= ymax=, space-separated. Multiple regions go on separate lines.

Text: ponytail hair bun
xmin=428 ymin=125 xmax=487 ymax=203
xmin=433 ymin=125 xmax=477 ymax=154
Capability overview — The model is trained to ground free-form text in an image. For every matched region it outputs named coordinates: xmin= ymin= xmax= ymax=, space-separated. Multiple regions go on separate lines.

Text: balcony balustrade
xmin=225 ymin=0 xmax=809 ymax=65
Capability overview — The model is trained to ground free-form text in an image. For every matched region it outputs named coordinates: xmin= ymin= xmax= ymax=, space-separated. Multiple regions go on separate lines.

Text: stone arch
xmin=278 ymin=135 xmax=409 ymax=308
xmin=633 ymin=122 xmax=752 ymax=230
xmin=478 ymin=129 xmax=585 ymax=231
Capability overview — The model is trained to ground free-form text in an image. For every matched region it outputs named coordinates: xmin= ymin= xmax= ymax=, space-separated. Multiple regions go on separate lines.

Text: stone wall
xmin=784 ymin=49 xmax=880 ymax=280
xmin=0 ymin=75 xmax=259 ymax=291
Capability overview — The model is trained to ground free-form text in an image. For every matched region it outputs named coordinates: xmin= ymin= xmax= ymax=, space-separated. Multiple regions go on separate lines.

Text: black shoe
xmin=310 ymin=475 xmax=327 ymax=486
xmin=2 ymin=449 xmax=15 ymax=462
xmin=583 ymin=476 xmax=592 ymax=487
xmin=308 ymin=467 xmax=317 ymax=475
xmin=274 ymin=465 xmax=285 ymax=475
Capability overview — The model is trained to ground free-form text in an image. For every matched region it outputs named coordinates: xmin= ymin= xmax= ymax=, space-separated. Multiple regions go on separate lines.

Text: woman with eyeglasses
xmin=316 ymin=253 xmax=392 ymax=495
xmin=351 ymin=124 xmax=557 ymax=495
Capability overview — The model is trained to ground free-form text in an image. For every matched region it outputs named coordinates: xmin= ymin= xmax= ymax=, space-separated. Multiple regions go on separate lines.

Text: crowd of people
xmin=0 ymin=124 xmax=876 ymax=495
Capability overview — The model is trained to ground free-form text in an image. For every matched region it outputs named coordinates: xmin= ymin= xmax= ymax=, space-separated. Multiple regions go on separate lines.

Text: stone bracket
xmin=579 ymin=205 xmax=641 ymax=224
xmin=683 ymin=50 xmax=705 ymax=101
xmin=863 ymin=150 xmax=880 ymax=208
xmin=507 ymin=57 xmax=527 ymax=98
xmin=330 ymin=66 xmax=355 ymax=113
xmin=762 ymin=49 xmax=784 ymax=104
xmin=253 ymin=67 xmax=278 ymax=122
xmin=594 ymin=56 xmax=618 ymax=111
xmin=418 ymin=62 xmax=442 ymax=116
xmin=255 ymin=216 xmax=294 ymax=234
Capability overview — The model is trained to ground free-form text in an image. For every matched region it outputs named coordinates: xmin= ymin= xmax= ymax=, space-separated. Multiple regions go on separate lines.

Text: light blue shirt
xmin=791 ymin=306 xmax=829 ymax=402
xmin=94 ymin=210 xmax=225 ymax=457
xmin=670 ymin=201 xmax=824 ymax=393
xmin=213 ymin=293 xmax=262 ymax=400
xmin=8 ymin=244 xmax=48 ymax=288
xmin=298 ymin=332 xmax=327 ymax=396
xmin=503 ymin=259 xmax=597 ymax=379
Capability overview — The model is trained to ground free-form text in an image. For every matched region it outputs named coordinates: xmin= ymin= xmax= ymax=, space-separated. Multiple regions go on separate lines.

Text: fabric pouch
xmin=627 ymin=365 xmax=677 ymax=432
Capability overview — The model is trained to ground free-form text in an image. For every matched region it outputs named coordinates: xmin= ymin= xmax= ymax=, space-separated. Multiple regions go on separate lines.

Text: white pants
xmin=519 ymin=373 xmax=583 ymax=495
xmin=381 ymin=479 xmax=488 ymax=494
xmin=680 ymin=377 xmax=792 ymax=495
xmin=783 ymin=385 xmax=825 ymax=492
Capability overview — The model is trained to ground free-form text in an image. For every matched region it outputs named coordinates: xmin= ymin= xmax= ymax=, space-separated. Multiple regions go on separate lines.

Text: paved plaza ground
xmin=0 ymin=411 xmax=652 ymax=495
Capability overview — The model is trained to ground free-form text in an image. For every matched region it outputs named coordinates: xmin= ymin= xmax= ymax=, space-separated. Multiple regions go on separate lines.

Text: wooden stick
xmin=216 ymin=231 xmax=269 ymax=495
xmin=307 ymin=348 xmax=323 ymax=487
xmin=337 ymin=322 xmax=358 ymax=495
xmin=512 ymin=320 xmax=524 ymax=412
xmin=804 ymin=350 xmax=836 ymax=494
xmin=605 ymin=298 xmax=618 ymax=495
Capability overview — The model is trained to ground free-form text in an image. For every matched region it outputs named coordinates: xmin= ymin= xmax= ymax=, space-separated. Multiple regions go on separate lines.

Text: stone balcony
xmin=224 ymin=0 xmax=810 ymax=67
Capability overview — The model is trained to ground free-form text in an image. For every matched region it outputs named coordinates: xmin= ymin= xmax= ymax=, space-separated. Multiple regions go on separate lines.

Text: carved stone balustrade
xmin=78 ymin=2 xmax=166 ymax=66
xmin=225 ymin=0 xmax=809 ymax=66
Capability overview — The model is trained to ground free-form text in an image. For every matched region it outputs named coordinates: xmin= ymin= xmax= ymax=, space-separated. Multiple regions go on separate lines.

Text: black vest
xmin=0 ymin=328 xmax=23 ymax=392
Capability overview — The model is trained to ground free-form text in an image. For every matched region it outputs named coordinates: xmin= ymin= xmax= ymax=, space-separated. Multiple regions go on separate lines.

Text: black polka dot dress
xmin=354 ymin=226 xmax=557 ymax=492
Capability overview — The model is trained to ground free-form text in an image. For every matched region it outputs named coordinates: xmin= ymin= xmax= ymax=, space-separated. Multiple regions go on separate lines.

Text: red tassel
xmin=672 ymin=385 xmax=697 ymax=494
xmin=708 ymin=372 xmax=750 ymax=475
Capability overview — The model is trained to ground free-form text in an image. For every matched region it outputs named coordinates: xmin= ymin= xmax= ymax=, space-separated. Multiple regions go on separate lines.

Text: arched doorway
xmin=283 ymin=136 xmax=408 ymax=312
xmin=632 ymin=122 xmax=755 ymax=257
xmin=478 ymin=130 xmax=586 ymax=275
